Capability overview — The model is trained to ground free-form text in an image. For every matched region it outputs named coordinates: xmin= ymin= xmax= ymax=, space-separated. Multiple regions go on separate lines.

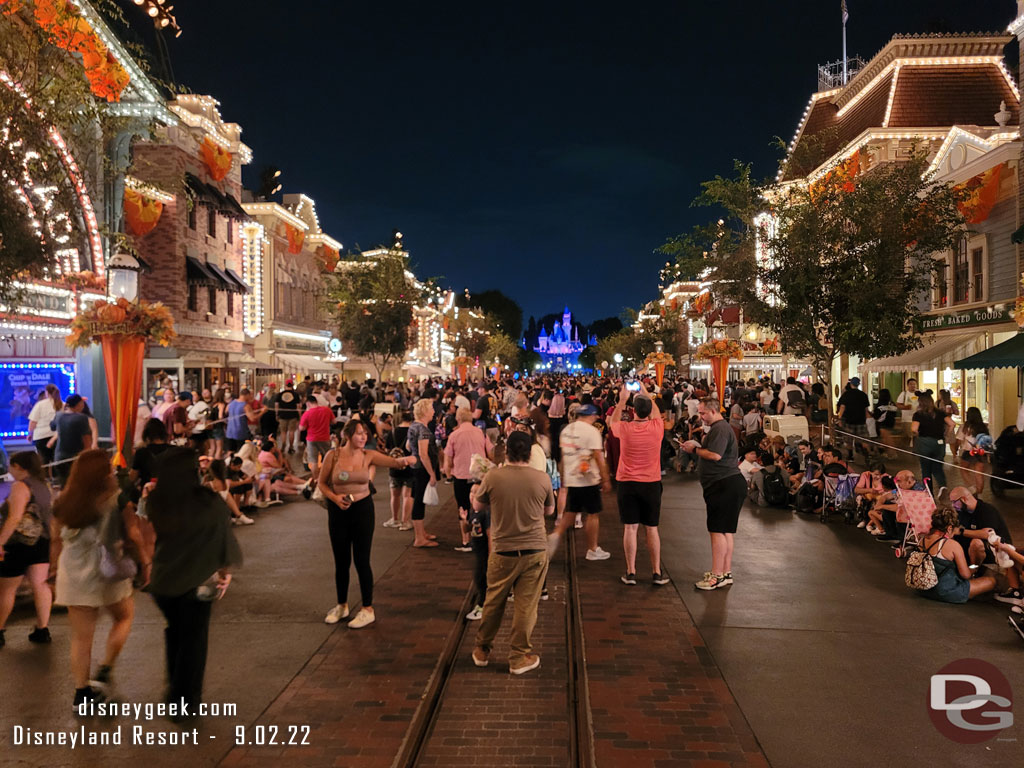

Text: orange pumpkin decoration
xmin=97 ymin=303 xmax=127 ymax=325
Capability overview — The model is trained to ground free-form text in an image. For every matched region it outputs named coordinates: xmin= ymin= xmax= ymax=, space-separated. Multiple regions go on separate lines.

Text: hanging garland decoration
xmin=285 ymin=223 xmax=305 ymax=254
xmin=200 ymin=136 xmax=232 ymax=181
xmin=123 ymin=187 xmax=163 ymax=237
xmin=20 ymin=0 xmax=131 ymax=103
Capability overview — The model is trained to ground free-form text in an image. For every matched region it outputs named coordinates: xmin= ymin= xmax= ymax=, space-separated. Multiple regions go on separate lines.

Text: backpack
xmin=786 ymin=388 xmax=806 ymax=414
xmin=794 ymin=483 xmax=820 ymax=513
xmin=762 ymin=467 xmax=789 ymax=507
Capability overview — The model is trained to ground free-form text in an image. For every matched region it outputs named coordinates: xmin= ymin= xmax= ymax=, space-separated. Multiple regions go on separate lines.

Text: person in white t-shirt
xmin=28 ymin=385 xmax=62 ymax=465
xmin=551 ymin=404 xmax=612 ymax=560
xmin=778 ymin=377 xmax=806 ymax=415
xmin=453 ymin=389 xmax=471 ymax=412
xmin=188 ymin=391 xmax=212 ymax=438
xmin=684 ymin=392 xmax=701 ymax=419
xmin=896 ymin=378 xmax=919 ymax=422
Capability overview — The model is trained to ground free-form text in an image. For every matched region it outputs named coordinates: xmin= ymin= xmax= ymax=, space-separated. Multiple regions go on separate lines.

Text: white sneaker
xmin=267 ymin=498 xmax=284 ymax=506
xmin=574 ymin=514 xmax=583 ymax=529
xmin=347 ymin=608 xmax=375 ymax=629
xmin=236 ymin=514 xmax=255 ymax=525
xmin=254 ymin=500 xmax=270 ymax=509
xmin=585 ymin=547 xmax=611 ymax=561
xmin=324 ymin=604 xmax=349 ymax=624
xmin=465 ymin=605 xmax=483 ymax=621
xmin=382 ymin=519 xmax=400 ymax=528
xmin=856 ymin=520 xmax=867 ymax=528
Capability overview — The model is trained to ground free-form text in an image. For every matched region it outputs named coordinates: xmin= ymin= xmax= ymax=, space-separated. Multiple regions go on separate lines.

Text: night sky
xmin=164 ymin=1 xmax=1014 ymax=333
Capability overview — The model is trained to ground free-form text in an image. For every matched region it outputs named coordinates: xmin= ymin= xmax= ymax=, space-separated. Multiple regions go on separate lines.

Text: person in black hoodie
xmin=140 ymin=447 xmax=242 ymax=714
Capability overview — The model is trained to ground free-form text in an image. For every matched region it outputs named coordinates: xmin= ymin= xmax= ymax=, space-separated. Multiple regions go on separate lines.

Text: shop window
xmin=971 ymin=246 xmax=984 ymax=302
xmin=226 ymin=291 xmax=233 ymax=317
xmin=932 ymin=259 xmax=948 ymax=308
xmin=207 ymin=209 xmax=217 ymax=238
xmin=952 ymin=238 xmax=969 ymax=304
xmin=188 ymin=204 xmax=196 ymax=230
xmin=208 ymin=286 xmax=217 ymax=314
xmin=187 ymin=283 xmax=198 ymax=312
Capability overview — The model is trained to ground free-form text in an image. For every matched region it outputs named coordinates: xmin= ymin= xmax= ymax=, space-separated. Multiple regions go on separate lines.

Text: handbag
xmin=97 ymin=504 xmax=138 ymax=583
xmin=0 ymin=497 xmax=45 ymax=546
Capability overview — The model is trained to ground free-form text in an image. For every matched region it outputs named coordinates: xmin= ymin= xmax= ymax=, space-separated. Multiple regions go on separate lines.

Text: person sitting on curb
xmin=948 ymin=487 xmax=1021 ymax=606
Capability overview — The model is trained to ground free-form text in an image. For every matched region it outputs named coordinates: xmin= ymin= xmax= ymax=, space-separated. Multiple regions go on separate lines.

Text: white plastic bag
xmin=865 ymin=417 xmax=877 ymax=438
xmin=422 ymin=483 xmax=440 ymax=506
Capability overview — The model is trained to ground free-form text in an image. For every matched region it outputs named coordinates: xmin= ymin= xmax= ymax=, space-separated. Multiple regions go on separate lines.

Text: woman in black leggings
xmin=318 ymin=419 xmax=416 ymax=629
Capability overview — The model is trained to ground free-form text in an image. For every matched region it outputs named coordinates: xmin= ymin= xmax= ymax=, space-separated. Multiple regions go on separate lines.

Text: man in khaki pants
xmin=470 ymin=431 xmax=553 ymax=675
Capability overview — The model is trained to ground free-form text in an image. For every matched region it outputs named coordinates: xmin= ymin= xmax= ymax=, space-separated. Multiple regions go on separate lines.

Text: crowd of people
xmin=1 ymin=368 xmax=1021 ymax=709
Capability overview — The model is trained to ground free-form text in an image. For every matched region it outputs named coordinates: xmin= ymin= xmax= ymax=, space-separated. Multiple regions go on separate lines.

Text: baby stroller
xmin=892 ymin=483 xmax=935 ymax=559
xmin=991 ymin=425 xmax=1024 ymax=498
xmin=821 ymin=470 xmax=860 ymax=524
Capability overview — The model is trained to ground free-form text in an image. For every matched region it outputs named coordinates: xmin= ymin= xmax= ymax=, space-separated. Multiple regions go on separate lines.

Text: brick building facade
xmin=130 ymin=94 xmax=257 ymax=399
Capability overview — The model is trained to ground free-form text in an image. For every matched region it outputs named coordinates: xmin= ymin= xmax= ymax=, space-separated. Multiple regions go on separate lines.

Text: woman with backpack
xmin=916 ymin=506 xmax=996 ymax=603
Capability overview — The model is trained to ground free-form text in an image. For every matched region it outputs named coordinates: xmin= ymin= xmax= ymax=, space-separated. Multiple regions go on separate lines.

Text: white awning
xmin=273 ymin=353 xmax=340 ymax=374
xmin=226 ymin=353 xmax=260 ymax=365
xmin=860 ymin=332 xmax=982 ymax=374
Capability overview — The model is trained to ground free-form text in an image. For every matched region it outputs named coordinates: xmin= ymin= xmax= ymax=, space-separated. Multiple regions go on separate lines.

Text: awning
xmin=227 ymin=353 xmax=261 ymax=365
xmin=224 ymin=267 xmax=251 ymax=294
xmin=954 ymin=333 xmax=1024 ymax=369
xmin=205 ymin=262 xmax=243 ymax=293
xmin=186 ymin=256 xmax=218 ymax=286
xmin=860 ymin=332 xmax=982 ymax=374
xmin=274 ymin=353 xmax=340 ymax=374
xmin=185 ymin=173 xmax=250 ymax=221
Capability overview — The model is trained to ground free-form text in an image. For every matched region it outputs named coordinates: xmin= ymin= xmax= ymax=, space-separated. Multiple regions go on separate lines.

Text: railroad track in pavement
xmin=391 ymin=530 xmax=596 ymax=768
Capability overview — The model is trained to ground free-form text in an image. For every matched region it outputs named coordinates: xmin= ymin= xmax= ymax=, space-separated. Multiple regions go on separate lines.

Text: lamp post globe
xmin=107 ymin=252 xmax=140 ymax=301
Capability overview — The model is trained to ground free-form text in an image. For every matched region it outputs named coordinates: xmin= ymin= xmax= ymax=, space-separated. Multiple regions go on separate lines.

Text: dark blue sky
xmin=166 ymin=0 xmax=1013 ymax=332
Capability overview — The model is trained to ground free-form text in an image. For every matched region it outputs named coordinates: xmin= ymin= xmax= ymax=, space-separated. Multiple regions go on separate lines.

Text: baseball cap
xmin=577 ymin=404 xmax=599 ymax=417
xmin=850 ymin=377 xmax=861 ymax=387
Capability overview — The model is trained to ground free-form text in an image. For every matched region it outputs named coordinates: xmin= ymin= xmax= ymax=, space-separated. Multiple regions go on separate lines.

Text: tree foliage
xmin=327 ymin=249 xmax=416 ymax=380
xmin=593 ymin=329 xmax=644 ymax=371
xmin=660 ymin=147 xmax=967 ymax=392
xmin=448 ymin=309 xmax=495 ymax=359
xmin=460 ymin=289 xmax=523 ymax=339
xmin=485 ymin=332 xmax=521 ymax=368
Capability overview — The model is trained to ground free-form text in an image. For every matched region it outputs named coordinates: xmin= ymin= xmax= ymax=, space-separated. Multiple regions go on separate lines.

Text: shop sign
xmin=277 ymin=337 xmax=328 ymax=353
xmin=919 ymin=306 xmax=1012 ymax=331
xmin=0 ymin=362 xmax=76 ymax=437
xmin=18 ymin=287 xmax=74 ymax=318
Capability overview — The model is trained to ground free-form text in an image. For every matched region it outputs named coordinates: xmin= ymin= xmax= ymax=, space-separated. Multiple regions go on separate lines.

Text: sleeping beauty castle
xmin=531 ymin=306 xmax=596 ymax=370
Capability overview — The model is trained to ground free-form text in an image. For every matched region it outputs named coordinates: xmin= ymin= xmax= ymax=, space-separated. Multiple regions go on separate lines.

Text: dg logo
xmin=929 ymin=658 xmax=1013 ymax=743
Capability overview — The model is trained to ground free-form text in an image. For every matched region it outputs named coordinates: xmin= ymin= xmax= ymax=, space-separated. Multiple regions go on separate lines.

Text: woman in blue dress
xmin=919 ymin=507 xmax=997 ymax=603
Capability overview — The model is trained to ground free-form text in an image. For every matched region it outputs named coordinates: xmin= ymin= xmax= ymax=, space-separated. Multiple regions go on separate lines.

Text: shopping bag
xmin=423 ymin=484 xmax=440 ymax=506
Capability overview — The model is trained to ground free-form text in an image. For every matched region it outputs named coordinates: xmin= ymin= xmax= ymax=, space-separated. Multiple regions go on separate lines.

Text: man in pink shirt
xmin=299 ymin=393 xmax=334 ymax=471
xmin=444 ymin=408 xmax=493 ymax=551
xmin=609 ymin=378 xmax=669 ymax=587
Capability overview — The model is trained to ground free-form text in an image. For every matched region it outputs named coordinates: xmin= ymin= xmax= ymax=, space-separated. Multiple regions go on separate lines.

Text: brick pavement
xmin=416 ymin=547 xmax=571 ymax=768
xmin=219 ymin=496 xmax=470 ymax=768
xmin=578 ymin=496 xmax=769 ymax=768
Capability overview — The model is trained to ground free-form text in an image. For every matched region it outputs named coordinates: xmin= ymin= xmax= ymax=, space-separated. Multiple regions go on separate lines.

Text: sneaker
xmin=695 ymin=573 xmax=728 ymax=590
xmin=857 ymin=520 xmax=867 ymax=528
xmin=267 ymin=498 xmax=284 ymax=506
xmin=454 ymin=545 xmax=473 ymax=553
xmin=398 ymin=523 xmax=413 ymax=531
xmin=541 ymin=588 xmax=549 ymax=601
xmin=301 ymin=484 xmax=312 ymax=500
xmin=574 ymin=514 xmax=583 ymax=529
xmin=347 ymin=608 xmax=375 ymax=629
xmin=585 ymin=547 xmax=611 ymax=561
xmin=471 ymin=647 xmax=489 ymax=667
xmin=652 ymin=572 xmax=671 ymax=586
xmin=620 ymin=573 xmax=637 ymax=585
xmin=382 ymin=519 xmax=400 ymax=528
xmin=719 ymin=571 xmax=734 ymax=586
xmin=235 ymin=514 xmax=255 ymax=526
xmin=510 ymin=654 xmax=541 ymax=675
xmin=324 ymin=604 xmax=349 ymax=624
xmin=995 ymin=588 xmax=1024 ymax=606
xmin=254 ymin=500 xmax=270 ymax=509
xmin=466 ymin=605 xmax=483 ymax=621
xmin=72 ymin=686 xmax=103 ymax=712
xmin=28 ymin=626 xmax=51 ymax=644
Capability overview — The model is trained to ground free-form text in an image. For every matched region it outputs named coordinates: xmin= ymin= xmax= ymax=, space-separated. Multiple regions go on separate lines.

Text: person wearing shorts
xmin=608 ymin=380 xmax=670 ymax=586
xmin=299 ymin=393 xmax=334 ymax=472
xmin=682 ymin=397 xmax=745 ymax=591
xmin=444 ymin=407 xmax=492 ymax=552
xmin=553 ymin=404 xmax=611 ymax=560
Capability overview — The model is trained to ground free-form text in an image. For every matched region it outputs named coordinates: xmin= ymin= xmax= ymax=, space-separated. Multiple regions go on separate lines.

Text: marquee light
xmin=124 ymin=175 xmax=175 ymax=203
xmin=241 ymin=222 xmax=266 ymax=338
xmin=242 ymin=202 xmax=308 ymax=231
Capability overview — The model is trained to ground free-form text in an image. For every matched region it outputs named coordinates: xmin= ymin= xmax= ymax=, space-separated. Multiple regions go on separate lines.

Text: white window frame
xmin=933 ymin=234 xmax=988 ymax=309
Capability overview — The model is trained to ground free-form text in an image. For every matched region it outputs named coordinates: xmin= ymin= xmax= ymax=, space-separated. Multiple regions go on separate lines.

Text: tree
xmin=327 ymin=248 xmax=415 ymax=380
xmin=586 ymin=315 xmax=623 ymax=340
xmin=448 ymin=309 xmax=495 ymax=359
xmin=461 ymin=289 xmax=523 ymax=339
xmin=485 ymin=332 xmax=521 ymax=371
xmin=661 ymin=148 xmax=966 ymax=403
xmin=593 ymin=329 xmax=644 ymax=372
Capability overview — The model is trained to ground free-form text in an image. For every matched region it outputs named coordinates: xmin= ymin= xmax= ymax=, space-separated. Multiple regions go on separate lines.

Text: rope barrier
xmin=828 ymin=425 xmax=1024 ymax=490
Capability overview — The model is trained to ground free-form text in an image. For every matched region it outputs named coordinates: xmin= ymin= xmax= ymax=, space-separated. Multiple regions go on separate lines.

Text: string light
xmin=241 ymin=222 xmax=266 ymax=338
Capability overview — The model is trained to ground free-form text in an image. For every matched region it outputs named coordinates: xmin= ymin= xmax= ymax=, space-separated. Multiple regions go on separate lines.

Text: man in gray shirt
xmin=681 ymin=397 xmax=746 ymax=591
